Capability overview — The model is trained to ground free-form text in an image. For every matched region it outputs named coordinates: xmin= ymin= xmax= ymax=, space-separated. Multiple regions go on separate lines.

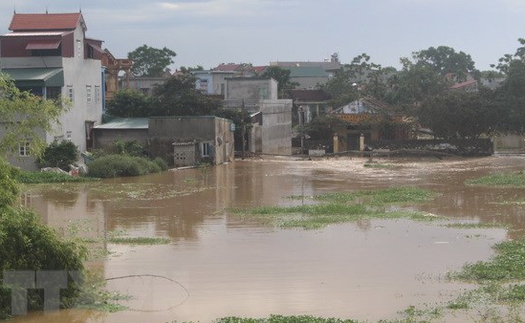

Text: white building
xmin=0 ymin=12 xmax=104 ymax=170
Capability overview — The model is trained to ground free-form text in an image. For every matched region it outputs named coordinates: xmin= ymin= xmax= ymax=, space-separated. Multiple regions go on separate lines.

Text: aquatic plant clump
xmin=213 ymin=315 xmax=360 ymax=323
xmin=465 ymin=171 xmax=525 ymax=188
xmin=234 ymin=187 xmax=440 ymax=229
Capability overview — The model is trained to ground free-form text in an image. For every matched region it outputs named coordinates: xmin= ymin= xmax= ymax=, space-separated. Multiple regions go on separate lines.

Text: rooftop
xmin=9 ymin=13 xmax=86 ymax=32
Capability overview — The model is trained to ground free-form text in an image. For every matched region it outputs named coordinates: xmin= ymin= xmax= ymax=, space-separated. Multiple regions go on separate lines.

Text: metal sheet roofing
xmin=94 ymin=118 xmax=149 ymax=130
xmin=283 ymin=66 xmax=328 ymax=78
xmin=1 ymin=68 xmax=64 ymax=87
xmin=25 ymin=40 xmax=61 ymax=50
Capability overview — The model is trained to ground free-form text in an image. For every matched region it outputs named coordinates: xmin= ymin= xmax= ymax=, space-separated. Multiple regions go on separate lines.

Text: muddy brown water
xmin=12 ymin=156 xmax=525 ymax=323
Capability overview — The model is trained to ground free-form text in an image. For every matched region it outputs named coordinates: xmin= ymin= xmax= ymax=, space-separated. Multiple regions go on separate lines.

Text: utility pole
xmin=241 ymin=99 xmax=246 ymax=160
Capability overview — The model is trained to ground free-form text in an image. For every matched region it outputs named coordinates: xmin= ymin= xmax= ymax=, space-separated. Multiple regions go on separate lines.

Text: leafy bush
xmin=17 ymin=171 xmax=98 ymax=184
xmin=0 ymin=159 xmax=19 ymax=208
xmin=87 ymin=154 xmax=164 ymax=178
xmin=0 ymin=207 xmax=87 ymax=319
xmin=153 ymin=157 xmax=168 ymax=171
xmin=37 ymin=140 xmax=80 ymax=170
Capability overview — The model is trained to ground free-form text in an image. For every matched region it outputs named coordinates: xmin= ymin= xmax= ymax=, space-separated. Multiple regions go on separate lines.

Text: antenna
xmin=46 ymin=6 xmax=49 ymax=14
xmin=79 ymin=5 xmax=82 ymax=13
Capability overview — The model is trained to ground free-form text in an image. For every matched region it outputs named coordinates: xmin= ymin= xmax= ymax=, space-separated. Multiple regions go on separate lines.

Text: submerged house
xmin=0 ymin=11 xmax=105 ymax=170
xmin=332 ymin=97 xmax=414 ymax=151
xmin=93 ymin=116 xmax=235 ymax=167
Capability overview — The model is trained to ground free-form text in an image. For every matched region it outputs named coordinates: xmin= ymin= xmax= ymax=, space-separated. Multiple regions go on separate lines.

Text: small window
xmin=95 ymin=86 xmax=101 ymax=104
xmin=67 ymin=86 xmax=74 ymax=102
xmin=86 ymin=86 xmax=92 ymax=104
xmin=259 ymin=87 xmax=268 ymax=100
xmin=46 ymin=87 xmax=61 ymax=100
xmin=66 ymin=131 xmax=72 ymax=142
xmin=76 ymin=40 xmax=82 ymax=57
xmin=19 ymin=139 xmax=31 ymax=157
xmin=201 ymin=142 xmax=211 ymax=157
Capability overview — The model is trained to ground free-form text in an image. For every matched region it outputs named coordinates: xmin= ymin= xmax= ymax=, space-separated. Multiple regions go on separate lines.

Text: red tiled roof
xmin=449 ymin=79 xmax=477 ymax=90
xmin=9 ymin=13 xmax=85 ymax=32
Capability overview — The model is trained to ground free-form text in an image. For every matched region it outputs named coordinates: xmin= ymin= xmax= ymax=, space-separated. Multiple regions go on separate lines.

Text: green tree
xmin=37 ymin=140 xmax=80 ymax=170
xmin=412 ymin=46 xmax=478 ymax=81
xmin=418 ymin=89 xmax=501 ymax=139
xmin=261 ymin=66 xmax=298 ymax=98
xmin=106 ymin=89 xmax=155 ymax=117
xmin=0 ymin=74 xmax=66 ymax=157
xmin=302 ymin=115 xmax=348 ymax=141
xmin=493 ymin=38 xmax=525 ymax=134
xmin=152 ymin=74 xmax=222 ymax=116
xmin=179 ymin=65 xmax=204 ymax=74
xmin=128 ymin=45 xmax=176 ymax=77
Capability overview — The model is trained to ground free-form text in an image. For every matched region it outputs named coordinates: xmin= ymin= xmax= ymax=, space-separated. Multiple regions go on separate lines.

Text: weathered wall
xmin=369 ymin=139 xmax=494 ymax=157
xmin=224 ymin=78 xmax=277 ymax=109
xmin=93 ymin=129 xmax=148 ymax=149
xmin=149 ymin=116 xmax=234 ymax=165
xmin=260 ymin=99 xmax=292 ymax=155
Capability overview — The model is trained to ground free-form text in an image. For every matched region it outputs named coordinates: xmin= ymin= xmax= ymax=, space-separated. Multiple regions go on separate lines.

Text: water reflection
xmin=14 ymin=156 xmax=525 ymax=323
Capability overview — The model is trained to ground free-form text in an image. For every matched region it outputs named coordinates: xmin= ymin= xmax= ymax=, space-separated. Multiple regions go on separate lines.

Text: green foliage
xmin=234 ymin=187 xmax=439 ymax=229
xmin=301 ymin=115 xmax=348 ymax=141
xmin=109 ymin=236 xmax=171 ymax=245
xmin=152 ymin=74 xmax=222 ymax=116
xmin=0 ymin=75 xmax=67 ymax=157
xmin=127 ymin=44 xmax=176 ymax=77
xmin=0 ymin=207 xmax=87 ymax=319
xmin=153 ymin=157 xmax=168 ymax=171
xmin=418 ymin=88 xmax=501 ymax=139
xmin=0 ymin=158 xmax=20 ymax=208
xmin=465 ymin=171 xmax=525 ymax=188
xmin=453 ymin=238 xmax=525 ymax=282
xmin=412 ymin=46 xmax=478 ymax=80
xmin=113 ymin=140 xmax=148 ymax=157
xmin=37 ymin=140 xmax=80 ymax=170
xmin=87 ymin=154 xmax=162 ymax=178
xmin=261 ymin=66 xmax=299 ymax=98
xmin=17 ymin=171 xmax=98 ymax=183
xmin=214 ymin=315 xmax=359 ymax=323
xmin=106 ymin=89 xmax=155 ymax=118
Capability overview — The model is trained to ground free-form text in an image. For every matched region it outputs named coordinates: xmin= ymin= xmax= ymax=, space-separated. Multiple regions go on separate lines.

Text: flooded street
xmin=13 ymin=156 xmax=525 ymax=322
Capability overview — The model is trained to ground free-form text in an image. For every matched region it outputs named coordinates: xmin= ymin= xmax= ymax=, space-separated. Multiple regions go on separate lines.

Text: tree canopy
xmin=261 ymin=66 xmax=298 ymax=98
xmin=106 ymin=89 xmax=155 ymax=118
xmin=128 ymin=45 xmax=177 ymax=77
xmin=0 ymin=74 xmax=66 ymax=157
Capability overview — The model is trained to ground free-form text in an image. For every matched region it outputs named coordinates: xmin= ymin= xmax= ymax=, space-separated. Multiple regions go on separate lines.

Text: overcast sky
xmin=1 ymin=0 xmax=523 ymax=72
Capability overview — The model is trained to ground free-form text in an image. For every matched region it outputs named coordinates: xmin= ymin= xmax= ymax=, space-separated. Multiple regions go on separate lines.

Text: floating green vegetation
xmin=88 ymin=183 xmax=204 ymax=201
xmin=212 ymin=315 xmax=360 ymax=323
xmin=76 ymin=269 xmax=131 ymax=313
xmin=109 ymin=236 xmax=171 ymax=245
xmin=452 ymin=237 xmax=525 ymax=282
xmin=443 ymin=221 xmax=509 ymax=229
xmin=363 ymin=162 xmax=396 ymax=170
xmin=233 ymin=187 xmax=440 ymax=229
xmin=18 ymin=171 xmax=99 ymax=183
xmin=465 ymin=171 xmax=525 ymax=188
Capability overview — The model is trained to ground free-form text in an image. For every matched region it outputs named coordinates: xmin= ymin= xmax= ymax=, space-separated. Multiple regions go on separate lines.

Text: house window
xmin=95 ymin=86 xmax=101 ymax=104
xmin=46 ymin=87 xmax=61 ymax=100
xmin=66 ymin=131 xmax=72 ymax=142
xmin=30 ymin=48 xmax=61 ymax=57
xmin=76 ymin=40 xmax=82 ymax=57
xmin=86 ymin=86 xmax=92 ymax=104
xmin=201 ymin=142 xmax=212 ymax=157
xmin=67 ymin=86 xmax=74 ymax=102
xmin=19 ymin=139 xmax=31 ymax=157
xmin=259 ymin=87 xmax=268 ymax=100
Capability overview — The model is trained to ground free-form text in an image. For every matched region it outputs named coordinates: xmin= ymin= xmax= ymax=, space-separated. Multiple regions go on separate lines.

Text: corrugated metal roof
xmin=283 ymin=66 xmax=328 ymax=78
xmin=1 ymin=68 xmax=64 ymax=87
xmin=94 ymin=118 xmax=149 ymax=130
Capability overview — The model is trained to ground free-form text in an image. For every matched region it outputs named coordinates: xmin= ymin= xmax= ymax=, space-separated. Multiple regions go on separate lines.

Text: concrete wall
xmin=149 ymin=116 xmax=234 ymax=165
xmin=127 ymin=77 xmax=168 ymax=95
xmin=93 ymin=129 xmax=149 ymax=149
xmin=260 ymin=99 xmax=292 ymax=155
xmin=224 ymin=78 xmax=277 ymax=109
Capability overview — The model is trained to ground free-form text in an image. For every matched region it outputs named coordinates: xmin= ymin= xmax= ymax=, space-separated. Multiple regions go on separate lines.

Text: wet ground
xmin=12 ymin=155 xmax=525 ymax=322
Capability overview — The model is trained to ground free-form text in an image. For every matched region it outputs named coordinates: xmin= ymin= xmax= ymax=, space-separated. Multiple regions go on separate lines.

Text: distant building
xmin=270 ymin=54 xmax=342 ymax=89
xmin=0 ymin=11 xmax=105 ymax=169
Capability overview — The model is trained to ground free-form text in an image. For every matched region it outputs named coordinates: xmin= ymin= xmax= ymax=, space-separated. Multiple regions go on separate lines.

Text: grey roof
xmin=94 ymin=117 xmax=149 ymax=129
xmin=283 ymin=66 xmax=328 ymax=78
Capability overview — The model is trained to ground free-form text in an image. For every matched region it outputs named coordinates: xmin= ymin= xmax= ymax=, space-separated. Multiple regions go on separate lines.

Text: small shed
xmin=93 ymin=117 xmax=149 ymax=149
xmin=172 ymin=141 xmax=197 ymax=167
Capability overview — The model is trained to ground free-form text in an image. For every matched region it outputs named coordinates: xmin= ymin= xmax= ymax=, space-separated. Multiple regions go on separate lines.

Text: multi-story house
xmin=0 ymin=12 xmax=104 ymax=170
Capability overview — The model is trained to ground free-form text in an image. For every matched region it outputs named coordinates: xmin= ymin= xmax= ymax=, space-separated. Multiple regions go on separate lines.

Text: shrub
xmin=87 ymin=154 xmax=164 ymax=178
xmin=37 ymin=140 xmax=80 ymax=170
xmin=0 ymin=159 xmax=19 ymax=208
xmin=153 ymin=157 xmax=168 ymax=171
xmin=0 ymin=207 xmax=87 ymax=319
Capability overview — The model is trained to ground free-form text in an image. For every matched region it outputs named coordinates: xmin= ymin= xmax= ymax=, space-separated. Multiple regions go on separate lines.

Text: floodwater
xmin=12 ymin=155 xmax=525 ymax=323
